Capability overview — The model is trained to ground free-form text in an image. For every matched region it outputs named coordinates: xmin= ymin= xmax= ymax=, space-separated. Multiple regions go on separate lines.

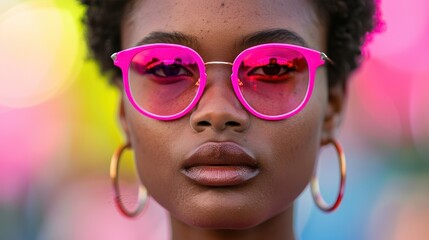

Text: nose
xmin=190 ymin=65 xmax=250 ymax=133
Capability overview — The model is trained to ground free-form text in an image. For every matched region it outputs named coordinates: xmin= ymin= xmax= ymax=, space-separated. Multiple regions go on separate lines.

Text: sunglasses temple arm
xmin=321 ymin=52 xmax=335 ymax=66
xmin=111 ymin=53 xmax=118 ymax=61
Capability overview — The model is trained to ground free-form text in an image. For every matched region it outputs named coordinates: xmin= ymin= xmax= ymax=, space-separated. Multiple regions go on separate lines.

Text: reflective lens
xmin=235 ymin=46 xmax=309 ymax=116
xmin=128 ymin=47 xmax=201 ymax=116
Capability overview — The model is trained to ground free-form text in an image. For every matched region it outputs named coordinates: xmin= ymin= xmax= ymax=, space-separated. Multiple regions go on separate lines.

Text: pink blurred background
xmin=1 ymin=0 xmax=428 ymax=239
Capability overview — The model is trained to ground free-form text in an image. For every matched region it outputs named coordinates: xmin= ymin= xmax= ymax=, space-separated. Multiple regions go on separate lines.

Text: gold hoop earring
xmin=310 ymin=139 xmax=346 ymax=212
xmin=110 ymin=143 xmax=148 ymax=218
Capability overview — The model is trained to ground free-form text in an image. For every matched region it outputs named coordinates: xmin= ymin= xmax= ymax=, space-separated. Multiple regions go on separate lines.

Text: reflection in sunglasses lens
xmin=237 ymin=47 xmax=309 ymax=116
xmin=129 ymin=47 xmax=200 ymax=116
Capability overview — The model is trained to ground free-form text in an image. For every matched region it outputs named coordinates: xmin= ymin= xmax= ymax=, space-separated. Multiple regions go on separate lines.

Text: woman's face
xmin=120 ymin=0 xmax=340 ymax=229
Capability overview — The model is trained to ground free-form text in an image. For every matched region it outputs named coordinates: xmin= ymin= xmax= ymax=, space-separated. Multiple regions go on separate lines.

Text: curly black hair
xmin=80 ymin=0 xmax=381 ymax=88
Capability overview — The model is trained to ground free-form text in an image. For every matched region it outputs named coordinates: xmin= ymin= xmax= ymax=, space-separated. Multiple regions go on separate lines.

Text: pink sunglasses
xmin=111 ymin=43 xmax=332 ymax=121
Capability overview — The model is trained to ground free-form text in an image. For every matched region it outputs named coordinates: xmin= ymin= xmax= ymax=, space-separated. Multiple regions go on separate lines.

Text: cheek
xmin=259 ymin=114 xmax=324 ymax=214
xmin=258 ymin=76 xmax=328 ymax=213
xmin=124 ymin=104 xmax=186 ymax=204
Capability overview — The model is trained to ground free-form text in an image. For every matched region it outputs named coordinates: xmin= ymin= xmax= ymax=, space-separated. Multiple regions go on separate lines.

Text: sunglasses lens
xmin=128 ymin=46 xmax=201 ymax=116
xmin=236 ymin=46 xmax=309 ymax=116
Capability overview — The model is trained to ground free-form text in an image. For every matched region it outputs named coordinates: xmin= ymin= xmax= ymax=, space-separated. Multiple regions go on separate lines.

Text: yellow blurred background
xmin=1 ymin=0 xmax=428 ymax=239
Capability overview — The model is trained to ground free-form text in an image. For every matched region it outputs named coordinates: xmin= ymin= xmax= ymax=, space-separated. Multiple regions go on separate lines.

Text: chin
xmin=174 ymin=205 xmax=272 ymax=230
xmin=188 ymin=218 xmax=264 ymax=230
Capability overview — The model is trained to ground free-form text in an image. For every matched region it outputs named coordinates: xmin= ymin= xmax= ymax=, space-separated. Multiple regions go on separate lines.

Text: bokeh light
xmin=0 ymin=0 xmax=82 ymax=108
xmin=369 ymin=0 xmax=429 ymax=71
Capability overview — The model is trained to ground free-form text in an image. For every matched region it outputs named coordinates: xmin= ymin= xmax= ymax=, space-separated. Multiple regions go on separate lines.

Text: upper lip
xmin=182 ymin=142 xmax=258 ymax=169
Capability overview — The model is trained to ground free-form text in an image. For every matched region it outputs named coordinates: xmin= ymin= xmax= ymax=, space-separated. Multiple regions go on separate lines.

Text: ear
xmin=118 ymin=92 xmax=131 ymax=144
xmin=321 ymin=83 xmax=347 ymax=145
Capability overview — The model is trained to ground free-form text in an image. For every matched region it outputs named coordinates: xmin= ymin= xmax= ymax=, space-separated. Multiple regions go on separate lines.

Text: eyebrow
xmin=240 ymin=29 xmax=309 ymax=49
xmin=135 ymin=31 xmax=198 ymax=48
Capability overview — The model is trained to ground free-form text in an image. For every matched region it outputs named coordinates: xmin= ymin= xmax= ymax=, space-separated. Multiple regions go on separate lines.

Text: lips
xmin=181 ymin=142 xmax=260 ymax=186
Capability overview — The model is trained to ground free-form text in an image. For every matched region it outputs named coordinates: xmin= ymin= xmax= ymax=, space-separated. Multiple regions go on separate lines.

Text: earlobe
xmin=321 ymin=83 xmax=347 ymax=144
xmin=118 ymin=93 xmax=131 ymax=143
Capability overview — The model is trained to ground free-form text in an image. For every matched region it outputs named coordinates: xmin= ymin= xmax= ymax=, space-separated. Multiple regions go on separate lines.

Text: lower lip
xmin=182 ymin=166 xmax=259 ymax=186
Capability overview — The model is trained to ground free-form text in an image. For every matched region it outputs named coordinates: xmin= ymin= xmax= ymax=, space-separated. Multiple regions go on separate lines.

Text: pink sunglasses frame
xmin=111 ymin=43 xmax=331 ymax=121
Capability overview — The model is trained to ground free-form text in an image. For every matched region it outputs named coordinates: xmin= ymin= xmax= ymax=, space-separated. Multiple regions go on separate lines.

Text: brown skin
xmin=118 ymin=0 xmax=345 ymax=239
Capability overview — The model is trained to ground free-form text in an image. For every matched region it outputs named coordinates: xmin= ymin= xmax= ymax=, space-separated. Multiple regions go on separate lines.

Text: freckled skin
xmin=119 ymin=0 xmax=345 ymax=239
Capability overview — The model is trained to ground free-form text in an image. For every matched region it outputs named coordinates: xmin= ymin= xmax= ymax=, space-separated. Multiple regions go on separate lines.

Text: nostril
xmin=198 ymin=121 xmax=211 ymax=127
xmin=226 ymin=121 xmax=240 ymax=127
xmin=196 ymin=120 xmax=241 ymax=129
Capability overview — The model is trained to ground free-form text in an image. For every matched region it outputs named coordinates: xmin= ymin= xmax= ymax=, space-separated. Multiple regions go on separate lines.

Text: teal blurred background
xmin=1 ymin=0 xmax=428 ymax=239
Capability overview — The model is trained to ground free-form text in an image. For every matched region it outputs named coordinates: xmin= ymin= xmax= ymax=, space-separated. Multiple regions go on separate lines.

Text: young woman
xmin=81 ymin=0 xmax=379 ymax=239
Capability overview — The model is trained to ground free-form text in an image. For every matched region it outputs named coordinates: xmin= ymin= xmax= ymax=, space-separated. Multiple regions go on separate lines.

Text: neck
xmin=170 ymin=206 xmax=295 ymax=240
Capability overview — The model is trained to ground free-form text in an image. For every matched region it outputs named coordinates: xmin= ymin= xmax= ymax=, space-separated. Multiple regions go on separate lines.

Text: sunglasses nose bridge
xmin=204 ymin=61 xmax=233 ymax=66
xmin=202 ymin=61 xmax=235 ymax=84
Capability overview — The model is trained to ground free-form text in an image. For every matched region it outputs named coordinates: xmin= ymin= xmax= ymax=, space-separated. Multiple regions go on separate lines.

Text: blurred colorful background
xmin=0 ymin=0 xmax=428 ymax=239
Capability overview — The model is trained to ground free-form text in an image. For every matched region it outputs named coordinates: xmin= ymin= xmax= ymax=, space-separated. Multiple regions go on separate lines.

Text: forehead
xmin=121 ymin=0 xmax=325 ymax=57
